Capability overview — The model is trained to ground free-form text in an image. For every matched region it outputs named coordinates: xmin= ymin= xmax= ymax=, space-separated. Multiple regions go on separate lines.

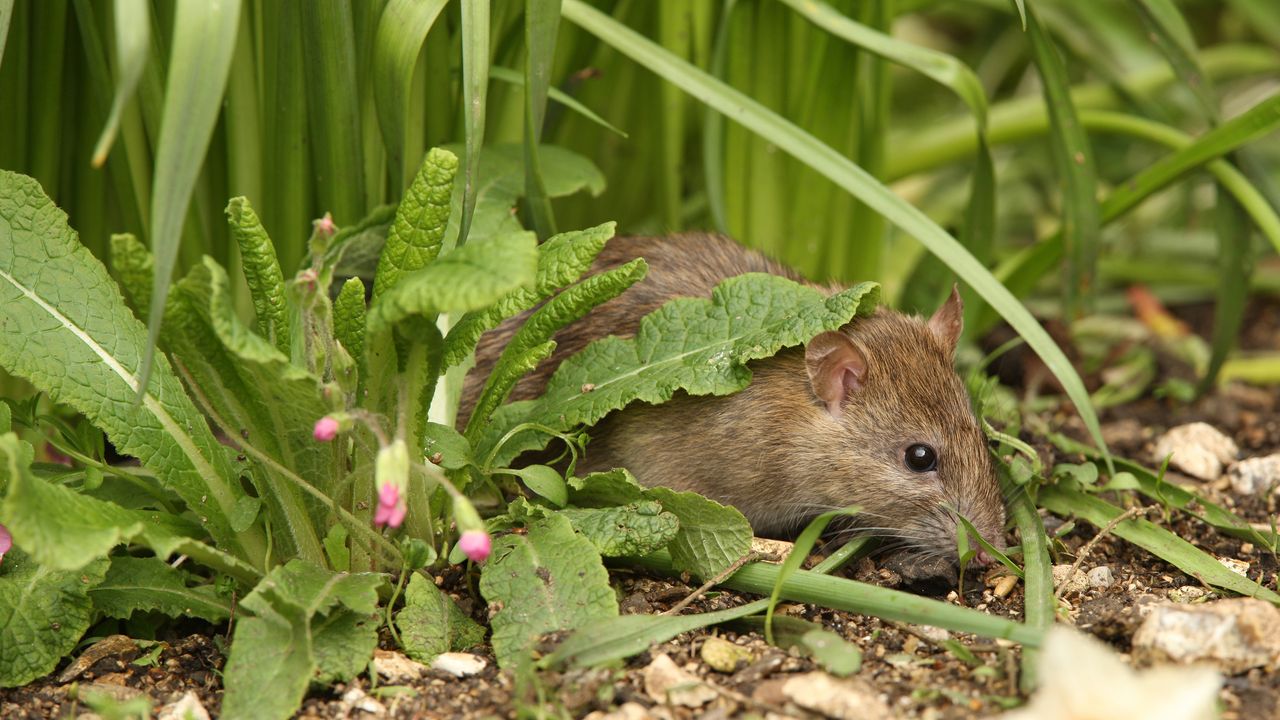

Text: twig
xmin=1054 ymin=506 xmax=1142 ymax=600
xmin=662 ymin=552 xmax=764 ymax=616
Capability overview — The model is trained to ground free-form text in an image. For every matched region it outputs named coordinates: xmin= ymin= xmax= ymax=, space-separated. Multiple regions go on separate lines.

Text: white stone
xmin=1053 ymin=565 xmax=1089 ymax=596
xmin=1168 ymin=586 xmax=1209 ymax=604
xmin=341 ymin=687 xmax=387 ymax=716
xmin=1087 ymin=566 xmax=1115 ymax=589
xmin=370 ymin=649 xmax=427 ymax=683
xmin=1218 ymin=557 xmax=1250 ymax=577
xmin=780 ymin=672 xmax=894 ymax=720
xmin=1227 ymin=454 xmax=1280 ymax=495
xmin=158 ymin=692 xmax=211 ymax=720
xmin=431 ymin=652 xmax=488 ymax=677
xmin=642 ymin=653 xmax=717 ymax=708
xmin=1132 ymin=598 xmax=1280 ymax=674
xmin=1153 ymin=423 xmax=1238 ymax=481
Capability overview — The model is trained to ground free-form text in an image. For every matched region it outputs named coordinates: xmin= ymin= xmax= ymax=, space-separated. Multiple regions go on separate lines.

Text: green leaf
xmin=0 ymin=550 xmax=108 ymax=688
xmin=221 ymin=612 xmax=312 ymax=720
xmin=367 ymin=231 xmax=539 ymax=337
xmin=0 ymin=170 xmax=258 ymax=562
xmin=511 ymin=464 xmax=568 ymax=508
xmin=372 ymin=147 xmax=459 ymax=300
xmin=91 ymin=0 xmax=149 ymax=166
xmin=646 ymin=487 xmax=752 ymax=581
xmin=466 ymin=340 xmax=557 ymax=441
xmin=0 ymin=433 xmax=198 ymax=570
xmin=312 ymin=609 xmax=379 ymax=684
xmin=333 ymin=277 xmax=367 ymax=367
xmin=442 ymin=221 xmax=616 ymax=369
xmin=423 ymin=422 xmax=473 ymax=470
xmin=139 ymin=0 xmax=242 ymax=394
xmin=226 ymin=197 xmax=291 ymax=354
xmin=108 ymin=233 xmax=153 ymax=323
xmin=765 ymin=506 xmax=859 ymax=645
xmin=458 ymin=0 xmax=490 ymax=248
xmin=89 ymin=556 xmax=231 ymax=623
xmin=567 ymin=468 xmax=646 ymax=507
xmin=299 ymin=0 xmax=365 ymax=227
xmin=372 ymin=0 xmax=450 ymax=186
xmin=478 ymin=513 xmax=618 ymax=667
xmin=560 ymin=501 xmax=680 ymax=557
xmin=522 ymin=0 xmax=563 ymax=239
xmin=479 ymin=275 xmax=878 ymax=468
xmin=396 ymin=573 xmax=486 ymax=662
xmin=735 ymin=616 xmax=862 ymax=676
xmin=489 ymin=66 xmax=628 ymax=138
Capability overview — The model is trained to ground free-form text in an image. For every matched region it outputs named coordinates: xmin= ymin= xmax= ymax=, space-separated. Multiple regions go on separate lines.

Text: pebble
xmin=1132 ymin=598 xmax=1280 ymax=673
xmin=1218 ymin=557 xmax=1250 ymax=577
xmin=780 ymin=672 xmax=894 ymax=720
xmin=700 ymin=636 xmax=753 ymax=673
xmin=157 ymin=692 xmax=211 ymax=720
xmin=908 ymin=624 xmax=952 ymax=644
xmin=1152 ymin=422 xmax=1238 ymax=480
xmin=643 ymin=653 xmax=718 ymax=707
xmin=1052 ymin=565 xmax=1089 ymax=596
xmin=371 ymin=649 xmax=427 ymax=683
xmin=340 ymin=687 xmax=387 ymax=716
xmin=993 ymin=574 xmax=1019 ymax=599
xmin=431 ymin=652 xmax=488 ymax=677
xmin=1167 ymin=586 xmax=1210 ymax=604
xmin=583 ymin=702 xmax=655 ymax=720
xmin=1087 ymin=566 xmax=1114 ymax=589
xmin=1226 ymin=454 xmax=1280 ymax=495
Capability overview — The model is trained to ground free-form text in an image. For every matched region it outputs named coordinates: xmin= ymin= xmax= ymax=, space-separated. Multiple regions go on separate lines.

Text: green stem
xmin=1007 ymin=484 xmax=1053 ymax=693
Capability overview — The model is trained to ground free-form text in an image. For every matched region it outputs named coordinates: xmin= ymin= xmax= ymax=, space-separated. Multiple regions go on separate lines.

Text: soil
xmin=2 ymin=300 xmax=1279 ymax=720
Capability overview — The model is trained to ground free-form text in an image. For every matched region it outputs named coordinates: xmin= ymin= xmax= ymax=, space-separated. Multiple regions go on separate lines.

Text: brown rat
xmin=461 ymin=233 xmax=1006 ymax=572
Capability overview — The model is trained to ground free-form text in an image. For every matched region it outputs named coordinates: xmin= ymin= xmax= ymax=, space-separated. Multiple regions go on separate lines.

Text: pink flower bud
xmin=0 ymin=523 xmax=10 ymax=566
xmin=313 ymin=416 xmax=340 ymax=442
xmin=457 ymin=529 xmax=491 ymax=563
xmin=314 ymin=212 xmax=337 ymax=238
xmin=374 ymin=481 xmax=407 ymax=528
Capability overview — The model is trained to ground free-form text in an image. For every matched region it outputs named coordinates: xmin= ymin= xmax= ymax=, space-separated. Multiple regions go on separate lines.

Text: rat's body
xmin=461 ymin=234 xmax=1006 ymax=567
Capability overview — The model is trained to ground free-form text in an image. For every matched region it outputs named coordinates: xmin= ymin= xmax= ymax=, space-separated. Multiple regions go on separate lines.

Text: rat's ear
xmin=805 ymin=331 xmax=867 ymax=420
xmin=928 ymin=284 xmax=964 ymax=354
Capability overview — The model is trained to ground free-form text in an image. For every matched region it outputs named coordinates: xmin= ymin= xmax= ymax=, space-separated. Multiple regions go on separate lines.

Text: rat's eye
xmin=904 ymin=444 xmax=938 ymax=473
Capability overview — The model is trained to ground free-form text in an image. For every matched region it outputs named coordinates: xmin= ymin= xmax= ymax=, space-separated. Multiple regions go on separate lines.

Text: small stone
xmin=1240 ymin=543 xmax=1255 ymax=554
xmin=1218 ymin=557 xmax=1250 ymax=577
xmin=700 ymin=636 xmax=753 ymax=673
xmin=1227 ymin=454 xmax=1280 ymax=495
xmin=341 ymin=687 xmax=386 ymax=715
xmin=908 ymin=624 xmax=952 ymax=643
xmin=1132 ymin=598 xmax=1280 ymax=673
xmin=371 ymin=649 xmax=427 ymax=683
xmin=431 ymin=652 xmax=487 ymax=677
xmin=993 ymin=574 xmax=1019 ymax=599
xmin=750 ymin=537 xmax=795 ymax=560
xmin=643 ymin=653 xmax=717 ymax=708
xmin=1052 ymin=565 xmax=1089 ymax=596
xmin=1153 ymin=422 xmax=1238 ymax=480
xmin=1168 ymin=586 xmax=1209 ymax=604
xmin=583 ymin=702 xmax=652 ymax=720
xmin=780 ymin=672 xmax=894 ymax=720
xmin=1087 ymin=566 xmax=1114 ymax=589
xmin=158 ymin=692 xmax=211 ymax=720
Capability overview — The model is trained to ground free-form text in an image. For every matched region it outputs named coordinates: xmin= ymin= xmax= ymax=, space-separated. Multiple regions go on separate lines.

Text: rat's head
xmin=798 ymin=287 xmax=1005 ymax=571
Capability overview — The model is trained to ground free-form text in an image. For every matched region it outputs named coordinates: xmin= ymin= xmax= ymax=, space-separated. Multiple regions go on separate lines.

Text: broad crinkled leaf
xmin=366 ymin=231 xmax=539 ymax=337
xmin=372 ymin=147 xmax=458 ymax=300
xmin=226 ymin=197 xmax=291 ymax=354
xmin=221 ymin=611 xmax=313 ymax=720
xmin=90 ymin=556 xmax=231 ymax=623
xmin=312 ymin=609 xmax=379 ymax=684
xmin=560 ymin=501 xmax=680 ymax=557
xmin=396 ymin=573 xmax=486 ymax=662
xmin=108 ymin=233 xmax=153 ymax=322
xmin=479 ymin=275 xmax=880 ymax=467
xmin=243 ymin=559 xmax=383 ymax=619
xmin=0 ymin=171 xmax=251 ymax=554
xmin=0 ymin=433 xmax=198 ymax=570
xmin=333 ymin=276 xmax=367 ymax=364
xmin=479 ymin=513 xmax=618 ymax=667
xmin=0 ymin=550 xmax=108 ymax=687
xmin=442 ymin=221 xmax=616 ymax=368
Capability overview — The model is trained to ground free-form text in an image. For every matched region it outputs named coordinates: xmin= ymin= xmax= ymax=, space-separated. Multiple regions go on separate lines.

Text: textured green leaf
xmin=442 ymin=221 xmax=616 ymax=369
xmin=423 ymin=422 xmax=473 ymax=470
xmin=479 ymin=275 xmax=879 ymax=468
xmin=0 ymin=550 xmax=108 ymax=688
xmin=312 ymin=608 xmax=378 ymax=684
xmin=108 ymin=233 xmax=153 ymax=322
xmin=366 ymin=231 xmax=539 ymax=337
xmin=90 ymin=556 xmax=231 ymax=623
xmin=567 ymin=468 xmax=646 ymax=507
xmin=396 ymin=573 xmax=486 ymax=662
xmin=466 ymin=340 xmax=557 ymax=441
xmin=226 ymin=197 xmax=291 ymax=354
xmin=371 ymin=147 xmax=458 ymax=300
xmin=512 ymin=463 xmax=568 ymax=507
xmin=560 ymin=501 xmax=680 ymax=557
xmin=222 ymin=612 xmax=312 ymax=720
xmin=479 ymin=514 xmax=618 ymax=667
xmin=0 ymin=172 xmax=257 ymax=558
xmin=244 ymin=559 xmax=383 ymax=618
xmin=333 ymin=276 xmax=367 ymax=366
xmin=0 ymin=434 xmax=196 ymax=570
xmin=647 ymin=487 xmax=752 ymax=580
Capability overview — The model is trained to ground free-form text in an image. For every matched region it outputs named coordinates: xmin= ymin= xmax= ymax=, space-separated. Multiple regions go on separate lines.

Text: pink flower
xmin=313 ymin=416 xmax=340 ymax=442
xmin=457 ymin=530 xmax=491 ymax=563
xmin=374 ymin=482 xmax=406 ymax=528
xmin=0 ymin=523 xmax=10 ymax=566
xmin=314 ymin=212 xmax=337 ymax=238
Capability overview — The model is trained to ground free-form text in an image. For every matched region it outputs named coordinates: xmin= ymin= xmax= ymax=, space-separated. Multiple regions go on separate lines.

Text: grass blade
xmin=0 ymin=0 xmax=12 ymax=66
xmin=372 ymin=0 xmax=448 ymax=188
xmin=1130 ymin=0 xmax=1217 ymax=120
xmin=1038 ymin=484 xmax=1280 ymax=605
xmin=261 ymin=0 xmax=312 ymax=271
xmin=1199 ymin=191 xmax=1252 ymax=393
xmin=90 ymin=0 xmax=148 ymax=167
xmin=139 ymin=0 xmax=241 ymax=394
xmin=561 ymin=0 xmax=1113 ymax=468
xmin=701 ymin=0 xmax=738 ymax=233
xmin=457 ymin=0 xmax=491 ymax=250
xmin=523 ymin=0 xmax=561 ymax=239
xmin=1007 ymin=483 xmax=1053 ymax=693
xmin=489 ymin=66 xmax=627 ymax=137
xmin=1021 ymin=0 xmax=1100 ymax=319
xmin=300 ymin=0 xmax=366 ymax=226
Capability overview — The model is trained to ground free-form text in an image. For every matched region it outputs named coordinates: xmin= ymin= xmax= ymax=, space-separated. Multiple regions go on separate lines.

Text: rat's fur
xmin=460 ymin=234 xmax=1006 ymax=562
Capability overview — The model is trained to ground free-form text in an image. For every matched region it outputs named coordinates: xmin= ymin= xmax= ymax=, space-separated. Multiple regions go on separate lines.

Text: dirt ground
xmin=2 ymin=300 xmax=1279 ymax=720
